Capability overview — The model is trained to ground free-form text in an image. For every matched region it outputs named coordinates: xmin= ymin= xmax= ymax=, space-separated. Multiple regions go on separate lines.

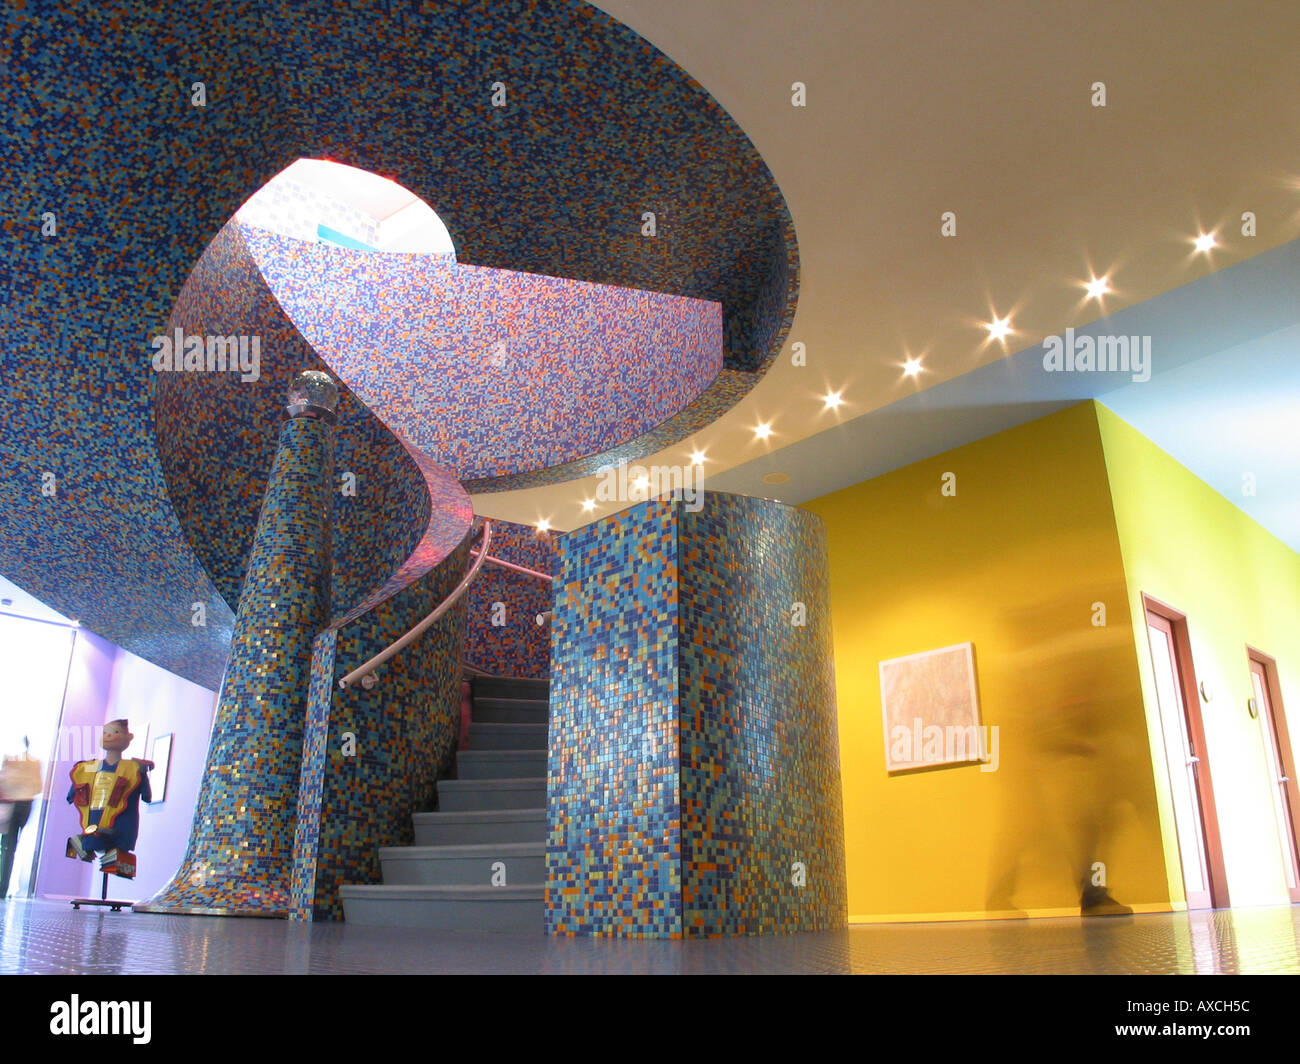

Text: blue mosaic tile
xmin=0 ymin=0 xmax=796 ymax=690
xmin=547 ymin=499 xmax=683 ymax=937
xmin=546 ymin=494 xmax=846 ymax=937
xmin=464 ymin=520 xmax=558 ymax=680
xmin=144 ymin=415 xmax=335 ymax=914
xmin=293 ymin=538 xmax=470 ymax=921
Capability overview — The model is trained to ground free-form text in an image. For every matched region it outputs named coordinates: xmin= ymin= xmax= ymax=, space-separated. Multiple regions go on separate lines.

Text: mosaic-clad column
xmin=138 ymin=372 xmax=338 ymax=916
xmin=546 ymin=492 xmax=847 ymax=937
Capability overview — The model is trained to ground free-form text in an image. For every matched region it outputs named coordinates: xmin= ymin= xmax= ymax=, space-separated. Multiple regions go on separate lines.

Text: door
xmin=1143 ymin=598 xmax=1228 ymax=909
xmin=1248 ymin=650 xmax=1300 ymax=903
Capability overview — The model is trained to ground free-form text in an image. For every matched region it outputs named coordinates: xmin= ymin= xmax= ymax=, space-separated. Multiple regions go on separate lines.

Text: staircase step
xmin=472 ymin=697 xmax=549 ymax=724
xmin=339 ymin=884 xmax=543 ymax=932
xmin=468 ymin=722 xmax=548 ymax=751
xmin=473 ymin=676 xmax=550 ymax=701
xmin=378 ymin=842 xmax=545 ymax=886
xmin=437 ymin=778 xmax=546 ymax=812
xmin=413 ymin=808 xmax=546 ymax=846
xmin=457 ymin=749 xmax=547 ymax=779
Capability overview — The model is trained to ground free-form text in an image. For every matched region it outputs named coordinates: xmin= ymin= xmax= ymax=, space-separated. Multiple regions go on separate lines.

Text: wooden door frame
xmin=1142 ymin=594 xmax=1230 ymax=909
xmin=1246 ymin=646 xmax=1300 ymax=904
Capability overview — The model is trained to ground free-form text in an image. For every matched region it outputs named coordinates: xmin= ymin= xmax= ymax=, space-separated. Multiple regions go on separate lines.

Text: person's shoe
xmin=1081 ymin=886 xmax=1133 ymax=917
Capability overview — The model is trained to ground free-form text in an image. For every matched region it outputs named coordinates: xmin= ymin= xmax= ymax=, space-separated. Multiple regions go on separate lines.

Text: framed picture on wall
xmin=879 ymin=642 xmax=985 ymax=772
xmin=148 ymin=733 xmax=173 ymax=803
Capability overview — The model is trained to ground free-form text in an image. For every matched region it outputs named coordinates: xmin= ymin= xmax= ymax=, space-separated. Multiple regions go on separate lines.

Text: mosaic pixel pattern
xmin=292 ymin=538 xmax=470 ymax=921
xmin=547 ymin=499 xmax=683 ymax=937
xmin=157 ymin=221 xmax=474 ymax=627
xmin=678 ymin=494 xmax=847 ymax=935
xmin=290 ymin=627 xmax=339 ymax=918
xmin=243 ymin=226 xmax=723 ymax=484
xmin=142 ymin=415 xmax=335 ymax=915
xmin=0 ymin=0 xmax=796 ymax=689
xmin=546 ymin=493 xmax=846 ymax=937
xmin=464 ymin=520 xmax=558 ymax=680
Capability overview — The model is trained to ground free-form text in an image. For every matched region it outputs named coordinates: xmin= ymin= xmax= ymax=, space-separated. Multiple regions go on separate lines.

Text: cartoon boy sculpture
xmin=66 ymin=720 xmax=152 ymax=877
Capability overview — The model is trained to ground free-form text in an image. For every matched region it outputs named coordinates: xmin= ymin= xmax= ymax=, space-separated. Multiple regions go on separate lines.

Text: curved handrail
xmin=470 ymin=550 xmax=553 ymax=583
xmin=338 ymin=520 xmax=493 ymax=690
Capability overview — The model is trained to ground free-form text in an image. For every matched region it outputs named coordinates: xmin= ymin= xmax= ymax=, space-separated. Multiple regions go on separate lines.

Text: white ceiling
xmin=473 ymin=0 xmax=1300 ymax=533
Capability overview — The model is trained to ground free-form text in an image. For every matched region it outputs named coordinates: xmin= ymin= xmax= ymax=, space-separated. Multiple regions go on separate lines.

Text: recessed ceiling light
xmin=986 ymin=315 xmax=1012 ymax=342
xmin=689 ymin=448 xmax=707 ymax=465
xmin=823 ymin=390 xmax=844 ymax=410
xmin=902 ymin=357 xmax=923 ymax=377
xmin=632 ymin=474 xmax=650 ymax=490
xmin=1083 ymin=276 xmax=1109 ymax=300
xmin=580 ymin=498 xmax=596 ymax=512
xmin=762 ymin=472 xmax=791 ymax=485
xmin=536 ymin=518 xmax=552 ymax=533
xmin=1193 ymin=232 xmax=1216 ymax=253
xmin=754 ymin=423 xmax=773 ymax=440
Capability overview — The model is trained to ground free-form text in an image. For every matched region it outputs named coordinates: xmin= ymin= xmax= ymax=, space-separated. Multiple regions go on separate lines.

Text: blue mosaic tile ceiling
xmin=0 ymin=0 xmax=797 ymax=687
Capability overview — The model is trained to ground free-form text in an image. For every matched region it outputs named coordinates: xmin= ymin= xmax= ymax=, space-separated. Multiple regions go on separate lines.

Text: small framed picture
xmin=879 ymin=642 xmax=985 ymax=772
xmin=148 ymin=734 xmax=173 ymax=803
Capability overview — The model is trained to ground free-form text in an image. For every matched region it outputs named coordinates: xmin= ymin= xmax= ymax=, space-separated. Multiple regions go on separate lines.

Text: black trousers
xmin=0 ymin=800 xmax=33 ymax=898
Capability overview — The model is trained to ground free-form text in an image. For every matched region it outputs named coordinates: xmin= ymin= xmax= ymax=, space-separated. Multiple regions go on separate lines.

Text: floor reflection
xmin=1 ymin=901 xmax=1296 ymax=975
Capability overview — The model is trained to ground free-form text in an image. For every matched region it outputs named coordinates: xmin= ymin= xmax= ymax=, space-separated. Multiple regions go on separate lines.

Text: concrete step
xmin=473 ymin=676 xmax=550 ymax=702
xmin=339 ymin=884 xmax=543 ymax=932
xmin=378 ymin=842 xmax=545 ymax=886
xmin=437 ymin=777 xmax=546 ymax=812
xmin=472 ymin=697 xmax=549 ymax=724
xmin=412 ymin=808 xmax=546 ymax=846
xmin=468 ymin=722 xmax=548 ymax=751
xmin=456 ymin=749 xmax=547 ymax=779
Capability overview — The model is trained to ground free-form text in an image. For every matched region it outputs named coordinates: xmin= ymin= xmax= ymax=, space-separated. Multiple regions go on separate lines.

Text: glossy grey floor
xmin=2 ymin=900 xmax=1298 ymax=974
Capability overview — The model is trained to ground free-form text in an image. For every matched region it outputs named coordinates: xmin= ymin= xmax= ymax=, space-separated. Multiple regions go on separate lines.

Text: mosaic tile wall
xmin=292 ymin=538 xmax=471 ymax=921
xmin=0 ymin=0 xmax=795 ymax=690
xmin=547 ymin=499 xmax=683 ymax=937
xmin=157 ymin=221 xmax=474 ymax=628
xmin=142 ymin=414 xmax=335 ymax=915
xmin=243 ymin=227 xmax=723 ymax=484
xmin=678 ymin=494 xmax=847 ymax=935
xmin=290 ymin=627 xmax=338 ymax=919
xmin=546 ymin=493 xmax=846 ymax=937
xmin=464 ymin=520 xmax=558 ymax=680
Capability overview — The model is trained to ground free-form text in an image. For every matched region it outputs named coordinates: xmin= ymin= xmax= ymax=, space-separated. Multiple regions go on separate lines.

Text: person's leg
xmin=0 ymin=825 xmax=16 ymax=897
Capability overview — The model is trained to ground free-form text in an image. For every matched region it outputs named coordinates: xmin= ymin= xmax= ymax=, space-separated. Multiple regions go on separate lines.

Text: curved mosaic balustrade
xmin=0 ymin=0 xmax=795 ymax=688
xmin=156 ymin=222 xmax=475 ymax=626
xmin=243 ymin=226 xmax=723 ymax=483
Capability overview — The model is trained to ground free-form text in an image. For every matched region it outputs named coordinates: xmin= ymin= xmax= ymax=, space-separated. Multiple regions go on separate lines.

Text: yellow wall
xmin=806 ymin=402 xmax=1172 ymax=921
xmin=1096 ymin=403 xmax=1300 ymax=908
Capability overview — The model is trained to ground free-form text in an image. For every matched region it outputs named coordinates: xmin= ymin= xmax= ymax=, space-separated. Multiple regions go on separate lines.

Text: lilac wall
xmin=105 ymin=649 xmax=218 ymax=901
xmin=34 ymin=628 xmax=117 ymax=899
xmin=34 ymin=631 xmax=217 ymax=902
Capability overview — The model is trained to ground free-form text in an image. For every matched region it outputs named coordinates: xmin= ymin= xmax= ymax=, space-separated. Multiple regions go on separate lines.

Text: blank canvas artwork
xmin=879 ymin=642 xmax=984 ymax=772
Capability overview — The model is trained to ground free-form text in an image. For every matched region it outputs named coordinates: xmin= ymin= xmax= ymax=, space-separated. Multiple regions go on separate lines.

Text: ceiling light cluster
xmin=569 ymin=222 xmax=1230 ymax=523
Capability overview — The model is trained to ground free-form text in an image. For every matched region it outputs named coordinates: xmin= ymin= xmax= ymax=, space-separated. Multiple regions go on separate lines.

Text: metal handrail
xmin=338 ymin=520 xmax=494 ymax=690
xmin=470 ymin=550 xmax=553 ymax=583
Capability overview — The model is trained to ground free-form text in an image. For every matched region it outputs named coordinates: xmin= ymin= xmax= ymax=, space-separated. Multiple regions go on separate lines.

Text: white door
xmin=1146 ymin=615 xmax=1212 ymax=909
